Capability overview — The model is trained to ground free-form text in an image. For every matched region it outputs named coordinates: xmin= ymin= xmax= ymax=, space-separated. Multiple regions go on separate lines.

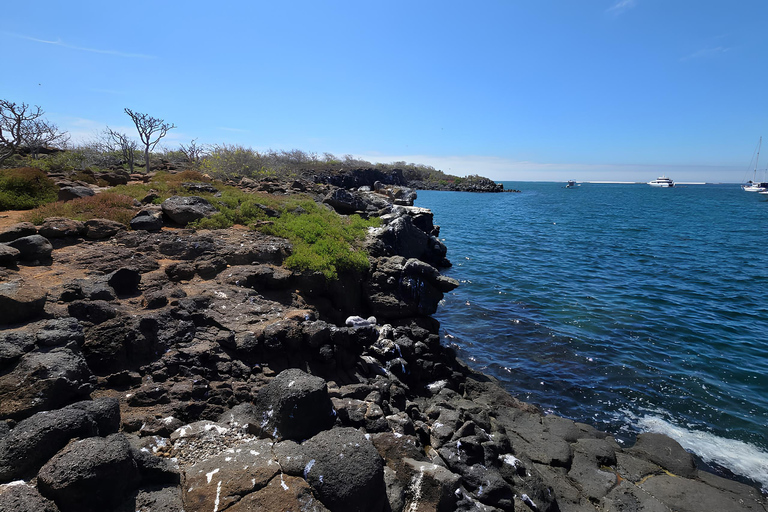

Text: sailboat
xmin=742 ymin=137 xmax=768 ymax=192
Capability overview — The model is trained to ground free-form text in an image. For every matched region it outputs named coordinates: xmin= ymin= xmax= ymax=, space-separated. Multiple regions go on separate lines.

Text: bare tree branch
xmin=20 ymin=118 xmax=70 ymax=159
xmin=103 ymin=127 xmax=138 ymax=172
xmin=0 ymin=99 xmax=44 ymax=164
xmin=124 ymin=108 xmax=176 ymax=173
xmin=179 ymin=138 xmax=207 ymax=166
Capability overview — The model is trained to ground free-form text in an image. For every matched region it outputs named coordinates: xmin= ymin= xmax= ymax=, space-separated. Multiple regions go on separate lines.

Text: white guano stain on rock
xmin=406 ymin=465 xmax=426 ymax=512
xmin=206 ymin=468 xmax=220 ymax=484
xmin=213 ymin=480 xmax=222 ymax=512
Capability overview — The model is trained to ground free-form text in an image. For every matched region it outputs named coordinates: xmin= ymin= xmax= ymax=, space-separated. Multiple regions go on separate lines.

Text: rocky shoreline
xmin=0 ymin=175 xmax=766 ymax=511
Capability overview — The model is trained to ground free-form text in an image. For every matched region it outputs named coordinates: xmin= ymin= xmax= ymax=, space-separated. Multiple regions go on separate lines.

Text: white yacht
xmin=742 ymin=137 xmax=768 ymax=191
xmin=648 ymin=176 xmax=674 ymax=187
xmin=743 ymin=181 xmax=768 ymax=192
xmin=565 ymin=180 xmax=577 ymax=188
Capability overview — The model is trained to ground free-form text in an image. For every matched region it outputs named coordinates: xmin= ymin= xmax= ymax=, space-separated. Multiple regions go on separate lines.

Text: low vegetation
xmin=22 ymin=193 xmax=137 ymax=225
xmin=19 ymin=170 xmax=378 ymax=280
xmin=0 ymin=167 xmax=58 ymax=210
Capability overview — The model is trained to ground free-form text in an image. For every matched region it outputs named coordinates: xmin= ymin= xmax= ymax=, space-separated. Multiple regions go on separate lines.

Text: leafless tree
xmin=0 ymin=99 xmax=44 ymax=164
xmin=20 ymin=118 xmax=70 ymax=159
xmin=102 ymin=127 xmax=138 ymax=172
xmin=179 ymin=138 xmax=207 ymax=166
xmin=124 ymin=108 xmax=176 ymax=173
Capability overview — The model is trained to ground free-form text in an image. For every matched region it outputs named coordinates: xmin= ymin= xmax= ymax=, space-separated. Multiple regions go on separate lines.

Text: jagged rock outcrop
xmin=0 ymin=174 xmax=764 ymax=512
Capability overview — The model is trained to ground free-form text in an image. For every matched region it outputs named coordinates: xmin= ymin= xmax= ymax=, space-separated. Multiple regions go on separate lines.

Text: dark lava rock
xmin=0 ymin=482 xmax=60 ymax=512
xmin=58 ymin=186 xmax=95 ymax=201
xmin=0 ymin=330 xmax=35 ymax=368
xmin=301 ymin=427 xmax=387 ymax=512
xmin=161 ymin=196 xmax=217 ymax=226
xmin=323 ymin=188 xmax=369 ymax=215
xmin=66 ymin=397 xmax=121 ymax=436
xmin=0 ymin=347 xmax=94 ymax=420
xmin=108 ymin=267 xmax=142 ymax=296
xmin=84 ymin=218 xmax=126 ymax=239
xmin=165 ymin=262 xmax=196 ymax=282
xmin=0 ymin=222 xmax=37 ymax=243
xmin=182 ymin=182 xmax=219 ymax=194
xmin=629 ymin=432 xmax=697 ymax=478
xmin=0 ymin=278 xmax=48 ymax=325
xmin=37 ymin=433 xmax=142 ymax=512
xmin=0 ymin=244 xmax=20 ymax=266
xmin=67 ymin=300 xmax=117 ymax=324
xmin=38 ymin=217 xmax=86 ymax=238
xmin=130 ymin=209 xmax=164 ymax=231
xmin=35 ymin=317 xmax=85 ymax=347
xmin=97 ymin=171 xmax=129 ymax=186
xmin=114 ymin=485 xmax=184 ymax=512
xmin=182 ymin=437 xmax=279 ymax=511
xmin=251 ymin=368 xmax=336 ymax=441
xmin=6 ymin=234 xmax=53 ymax=262
xmin=0 ymin=407 xmax=98 ymax=481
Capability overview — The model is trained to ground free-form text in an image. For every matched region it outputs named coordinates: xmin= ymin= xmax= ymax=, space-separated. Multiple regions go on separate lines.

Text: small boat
xmin=565 ymin=180 xmax=577 ymax=188
xmin=648 ymin=176 xmax=674 ymax=187
xmin=742 ymin=137 xmax=768 ymax=191
xmin=743 ymin=181 xmax=768 ymax=192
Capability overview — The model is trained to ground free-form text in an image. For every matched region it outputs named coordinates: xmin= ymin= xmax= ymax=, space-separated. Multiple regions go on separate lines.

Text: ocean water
xmin=416 ymin=182 xmax=768 ymax=491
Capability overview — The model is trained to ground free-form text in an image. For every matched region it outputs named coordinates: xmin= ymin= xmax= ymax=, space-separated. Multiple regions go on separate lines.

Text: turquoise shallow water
xmin=416 ymin=182 xmax=768 ymax=490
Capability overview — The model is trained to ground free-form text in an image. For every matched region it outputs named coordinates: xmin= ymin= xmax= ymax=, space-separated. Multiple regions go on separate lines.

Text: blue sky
xmin=3 ymin=1 xmax=767 ymax=182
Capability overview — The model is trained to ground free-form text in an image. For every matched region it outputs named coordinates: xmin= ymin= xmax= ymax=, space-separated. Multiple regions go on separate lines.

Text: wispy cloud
xmin=2 ymin=31 xmax=155 ymax=59
xmin=680 ymin=46 xmax=730 ymax=61
xmin=216 ymin=127 xmax=251 ymax=133
xmin=606 ymin=0 xmax=636 ymax=15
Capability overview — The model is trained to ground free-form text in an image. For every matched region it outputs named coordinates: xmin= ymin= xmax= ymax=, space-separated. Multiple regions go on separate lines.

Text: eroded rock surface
xmin=0 ymin=177 xmax=764 ymax=512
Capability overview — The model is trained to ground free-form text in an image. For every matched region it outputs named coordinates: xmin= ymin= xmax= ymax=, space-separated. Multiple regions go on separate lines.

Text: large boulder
xmin=6 ymin=234 xmax=53 ymax=262
xmin=84 ymin=218 xmax=126 ymax=239
xmin=300 ymin=427 xmax=386 ymax=512
xmin=38 ymin=218 xmax=86 ymax=238
xmin=37 ymin=433 xmax=142 ymax=512
xmin=0 ymin=222 xmax=37 ymax=243
xmin=0 ymin=244 xmax=20 ymax=266
xmin=0 ymin=277 xmax=48 ymax=325
xmin=107 ymin=267 xmax=142 ymax=296
xmin=364 ymin=257 xmax=459 ymax=320
xmin=0 ymin=482 xmax=60 ymax=512
xmin=366 ymin=213 xmax=448 ymax=267
xmin=182 ymin=438 xmax=279 ymax=512
xmin=129 ymin=208 xmax=164 ymax=231
xmin=0 ymin=407 xmax=98 ymax=481
xmin=161 ymin=196 xmax=217 ymax=226
xmin=250 ymin=368 xmax=336 ymax=441
xmin=58 ymin=186 xmax=94 ymax=202
xmin=0 ymin=347 xmax=94 ymax=420
xmin=628 ymin=433 xmax=697 ymax=478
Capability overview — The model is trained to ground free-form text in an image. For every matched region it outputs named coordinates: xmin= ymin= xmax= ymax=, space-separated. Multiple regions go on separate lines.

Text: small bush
xmin=23 ymin=192 xmax=137 ymax=225
xmin=258 ymin=201 xmax=379 ymax=279
xmin=0 ymin=167 xmax=58 ymax=210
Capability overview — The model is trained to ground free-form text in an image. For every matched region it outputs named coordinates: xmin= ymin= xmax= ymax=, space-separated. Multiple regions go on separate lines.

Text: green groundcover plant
xmin=0 ymin=167 xmax=58 ymax=210
xmin=21 ymin=170 xmax=379 ymax=280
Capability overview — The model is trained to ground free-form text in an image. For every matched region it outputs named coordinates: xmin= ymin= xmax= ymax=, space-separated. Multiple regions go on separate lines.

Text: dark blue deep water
xmin=416 ymin=182 xmax=768 ymax=490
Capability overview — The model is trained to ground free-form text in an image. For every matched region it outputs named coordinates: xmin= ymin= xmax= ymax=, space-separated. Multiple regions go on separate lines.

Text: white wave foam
xmin=635 ymin=414 xmax=768 ymax=492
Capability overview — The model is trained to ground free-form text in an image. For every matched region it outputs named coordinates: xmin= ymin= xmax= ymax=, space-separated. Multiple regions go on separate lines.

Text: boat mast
xmin=755 ymin=136 xmax=762 ymax=182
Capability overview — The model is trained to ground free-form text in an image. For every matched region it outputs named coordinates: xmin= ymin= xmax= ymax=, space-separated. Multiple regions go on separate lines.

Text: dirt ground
xmin=0 ymin=210 xmax=29 ymax=230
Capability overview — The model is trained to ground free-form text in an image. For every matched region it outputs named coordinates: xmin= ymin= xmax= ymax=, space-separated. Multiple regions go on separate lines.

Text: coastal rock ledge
xmin=0 ymin=180 xmax=765 ymax=512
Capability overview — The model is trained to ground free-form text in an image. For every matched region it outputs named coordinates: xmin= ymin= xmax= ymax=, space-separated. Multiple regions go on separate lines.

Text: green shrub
xmin=258 ymin=201 xmax=379 ymax=279
xmin=0 ymin=167 xmax=58 ymax=210
xmin=23 ymin=192 xmax=137 ymax=225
